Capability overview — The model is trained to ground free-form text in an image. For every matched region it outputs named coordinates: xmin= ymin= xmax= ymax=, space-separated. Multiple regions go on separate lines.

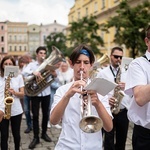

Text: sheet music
xmin=4 ymin=66 xmax=19 ymax=77
xmin=84 ymin=78 xmax=117 ymax=96
xmin=121 ymin=57 xmax=133 ymax=71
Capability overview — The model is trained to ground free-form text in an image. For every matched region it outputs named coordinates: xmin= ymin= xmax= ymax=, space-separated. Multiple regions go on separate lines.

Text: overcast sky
xmin=0 ymin=0 xmax=74 ymax=26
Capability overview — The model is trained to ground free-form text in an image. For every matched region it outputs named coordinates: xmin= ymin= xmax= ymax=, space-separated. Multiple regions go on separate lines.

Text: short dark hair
xmin=69 ymin=44 xmax=95 ymax=65
xmin=36 ymin=46 xmax=47 ymax=54
xmin=146 ymin=25 xmax=150 ymax=39
xmin=110 ymin=46 xmax=123 ymax=55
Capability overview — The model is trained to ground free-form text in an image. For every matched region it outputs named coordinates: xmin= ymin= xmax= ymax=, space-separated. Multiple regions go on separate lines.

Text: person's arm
xmin=50 ymin=80 xmax=86 ymax=125
xmin=0 ymin=110 xmax=4 ymax=122
xmin=133 ymin=85 xmax=150 ymax=106
xmin=87 ymin=90 xmax=113 ymax=132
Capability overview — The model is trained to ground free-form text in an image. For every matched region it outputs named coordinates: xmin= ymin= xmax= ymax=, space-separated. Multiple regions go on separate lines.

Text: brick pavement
xmin=8 ymin=117 xmax=133 ymax=150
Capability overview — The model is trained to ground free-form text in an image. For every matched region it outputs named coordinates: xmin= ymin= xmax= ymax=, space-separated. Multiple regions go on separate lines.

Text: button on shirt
xmin=96 ymin=65 xmax=131 ymax=110
xmin=51 ymin=81 xmax=112 ymax=150
xmin=22 ymin=61 xmax=51 ymax=96
xmin=125 ymin=51 xmax=150 ymax=129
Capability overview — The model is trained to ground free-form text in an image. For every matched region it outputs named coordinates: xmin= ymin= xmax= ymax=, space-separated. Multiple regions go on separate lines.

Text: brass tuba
xmin=25 ymin=46 xmax=65 ymax=96
xmin=4 ymin=72 xmax=14 ymax=119
xmin=89 ymin=53 xmax=110 ymax=79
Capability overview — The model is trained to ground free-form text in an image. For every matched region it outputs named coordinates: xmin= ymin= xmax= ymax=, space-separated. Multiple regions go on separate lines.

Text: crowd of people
xmin=0 ymin=25 xmax=150 ymax=150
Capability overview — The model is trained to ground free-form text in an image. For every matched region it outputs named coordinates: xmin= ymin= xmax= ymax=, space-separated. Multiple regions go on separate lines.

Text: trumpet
xmin=79 ymin=70 xmax=103 ymax=133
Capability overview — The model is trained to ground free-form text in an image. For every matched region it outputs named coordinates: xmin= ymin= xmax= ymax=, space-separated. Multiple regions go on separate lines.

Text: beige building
xmin=28 ymin=24 xmax=40 ymax=55
xmin=68 ymin=0 xmax=147 ymax=56
xmin=40 ymin=20 xmax=66 ymax=46
xmin=7 ymin=21 xmax=28 ymax=57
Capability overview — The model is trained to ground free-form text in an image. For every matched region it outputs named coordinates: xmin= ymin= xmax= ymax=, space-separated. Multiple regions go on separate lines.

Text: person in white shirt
xmin=0 ymin=55 xmax=24 ymax=150
xmin=22 ymin=46 xmax=53 ymax=149
xmin=97 ymin=47 xmax=131 ymax=150
xmin=125 ymin=25 xmax=150 ymax=150
xmin=50 ymin=44 xmax=113 ymax=150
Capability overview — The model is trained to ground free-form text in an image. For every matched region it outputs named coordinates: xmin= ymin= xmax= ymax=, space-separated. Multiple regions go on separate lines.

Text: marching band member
xmin=0 ymin=55 xmax=24 ymax=150
xmin=50 ymin=44 xmax=113 ymax=150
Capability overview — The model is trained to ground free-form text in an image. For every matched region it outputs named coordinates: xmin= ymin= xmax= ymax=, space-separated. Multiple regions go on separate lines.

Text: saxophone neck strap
xmin=143 ymin=55 xmax=150 ymax=62
xmin=110 ymin=65 xmax=120 ymax=82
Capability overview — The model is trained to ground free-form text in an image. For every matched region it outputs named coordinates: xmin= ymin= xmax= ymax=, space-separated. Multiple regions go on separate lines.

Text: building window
xmin=1 ymin=47 xmax=4 ymax=53
xmin=94 ymin=2 xmax=98 ymax=13
xmin=1 ymin=36 xmax=4 ymax=42
xmin=54 ymin=28 xmax=57 ymax=32
xmin=19 ymin=46 xmax=22 ymax=51
xmin=86 ymin=7 xmax=88 ymax=16
xmin=9 ymin=35 xmax=12 ymax=42
xmin=9 ymin=46 xmax=12 ymax=51
xmin=14 ymin=35 xmax=17 ymax=41
xmin=14 ymin=46 xmax=17 ymax=51
xmin=72 ymin=16 xmax=74 ymax=22
xmin=101 ymin=0 xmax=105 ymax=9
xmin=1 ymin=26 xmax=4 ymax=30
xmin=78 ymin=12 xmax=80 ymax=20
xmin=24 ymin=46 xmax=26 ymax=51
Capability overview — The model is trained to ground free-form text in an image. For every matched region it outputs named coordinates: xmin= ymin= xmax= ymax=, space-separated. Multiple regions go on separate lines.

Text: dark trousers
xmin=0 ymin=114 xmax=22 ymax=150
xmin=31 ymin=95 xmax=50 ymax=139
xmin=104 ymin=109 xmax=129 ymax=150
xmin=132 ymin=124 xmax=150 ymax=150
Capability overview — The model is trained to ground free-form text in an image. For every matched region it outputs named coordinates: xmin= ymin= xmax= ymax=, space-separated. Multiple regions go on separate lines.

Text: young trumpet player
xmin=50 ymin=44 xmax=113 ymax=150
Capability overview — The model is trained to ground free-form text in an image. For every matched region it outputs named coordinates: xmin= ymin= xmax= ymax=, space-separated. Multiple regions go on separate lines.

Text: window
xmin=1 ymin=36 xmax=4 ymax=42
xmin=24 ymin=46 xmax=26 ymax=51
xmin=94 ymin=2 xmax=98 ymax=12
xmin=19 ymin=46 xmax=22 ymax=51
xmin=1 ymin=26 xmax=4 ymax=30
xmin=86 ymin=7 xmax=88 ymax=16
xmin=1 ymin=47 xmax=4 ymax=53
xmin=14 ymin=46 xmax=17 ymax=51
xmin=78 ymin=12 xmax=80 ymax=20
xmin=9 ymin=46 xmax=12 ymax=51
xmin=101 ymin=0 xmax=105 ymax=9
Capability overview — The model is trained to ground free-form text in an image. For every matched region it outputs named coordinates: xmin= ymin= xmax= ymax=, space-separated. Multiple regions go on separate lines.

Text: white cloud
xmin=0 ymin=0 xmax=74 ymax=25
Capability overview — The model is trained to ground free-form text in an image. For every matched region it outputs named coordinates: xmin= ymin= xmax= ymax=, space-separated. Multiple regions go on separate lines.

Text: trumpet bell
xmin=79 ymin=115 xmax=103 ymax=133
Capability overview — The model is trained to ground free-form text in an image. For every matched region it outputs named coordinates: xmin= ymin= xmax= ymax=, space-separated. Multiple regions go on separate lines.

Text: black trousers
xmin=0 ymin=114 xmax=22 ymax=150
xmin=104 ymin=109 xmax=129 ymax=150
xmin=31 ymin=95 xmax=50 ymax=139
xmin=132 ymin=124 xmax=150 ymax=150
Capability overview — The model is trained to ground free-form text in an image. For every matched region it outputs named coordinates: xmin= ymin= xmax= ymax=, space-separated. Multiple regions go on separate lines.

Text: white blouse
xmin=0 ymin=74 xmax=24 ymax=116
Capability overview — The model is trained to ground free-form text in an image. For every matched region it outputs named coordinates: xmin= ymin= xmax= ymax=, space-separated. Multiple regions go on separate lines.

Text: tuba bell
xmin=89 ymin=53 xmax=110 ymax=79
xmin=25 ymin=46 xmax=65 ymax=96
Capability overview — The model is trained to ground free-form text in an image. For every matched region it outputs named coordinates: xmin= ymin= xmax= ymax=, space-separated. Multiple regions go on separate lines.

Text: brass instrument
xmin=89 ymin=54 xmax=110 ymax=79
xmin=4 ymin=72 xmax=14 ymax=119
xmin=25 ymin=46 xmax=65 ymax=96
xmin=111 ymin=65 xmax=124 ymax=114
xmin=79 ymin=71 xmax=103 ymax=133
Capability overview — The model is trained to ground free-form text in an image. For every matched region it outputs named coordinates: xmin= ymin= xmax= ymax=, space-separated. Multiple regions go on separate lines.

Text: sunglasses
xmin=112 ymin=55 xmax=123 ymax=59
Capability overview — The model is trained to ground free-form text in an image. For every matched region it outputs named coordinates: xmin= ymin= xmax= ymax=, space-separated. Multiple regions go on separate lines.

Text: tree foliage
xmin=68 ymin=15 xmax=104 ymax=55
xmin=102 ymin=0 xmax=150 ymax=58
xmin=45 ymin=32 xmax=67 ymax=56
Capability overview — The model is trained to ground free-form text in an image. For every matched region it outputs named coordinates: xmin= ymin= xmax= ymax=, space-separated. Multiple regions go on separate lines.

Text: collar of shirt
xmin=145 ymin=51 xmax=150 ymax=61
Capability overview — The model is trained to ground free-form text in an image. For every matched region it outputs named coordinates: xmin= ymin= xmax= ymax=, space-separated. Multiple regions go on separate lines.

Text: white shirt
xmin=125 ymin=51 xmax=150 ymax=129
xmin=57 ymin=68 xmax=73 ymax=85
xmin=0 ymin=74 xmax=24 ymax=116
xmin=51 ymin=81 xmax=112 ymax=150
xmin=22 ymin=61 xmax=51 ymax=96
xmin=96 ymin=65 xmax=131 ymax=109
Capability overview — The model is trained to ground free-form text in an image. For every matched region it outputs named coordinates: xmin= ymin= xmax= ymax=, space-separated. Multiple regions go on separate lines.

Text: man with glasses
xmin=97 ymin=46 xmax=131 ymax=150
xmin=125 ymin=26 xmax=150 ymax=150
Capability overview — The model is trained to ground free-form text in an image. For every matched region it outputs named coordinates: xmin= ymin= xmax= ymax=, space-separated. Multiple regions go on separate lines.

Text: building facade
xmin=68 ymin=0 xmax=147 ymax=56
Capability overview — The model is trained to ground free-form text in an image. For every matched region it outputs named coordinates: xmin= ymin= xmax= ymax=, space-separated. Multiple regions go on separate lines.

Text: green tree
xmin=45 ymin=32 xmax=67 ymax=56
xmin=102 ymin=1 xmax=150 ymax=58
xmin=68 ymin=15 xmax=104 ymax=55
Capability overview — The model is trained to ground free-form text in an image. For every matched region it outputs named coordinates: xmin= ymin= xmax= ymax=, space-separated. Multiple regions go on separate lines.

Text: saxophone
xmin=4 ymin=72 xmax=14 ymax=119
xmin=111 ymin=65 xmax=124 ymax=114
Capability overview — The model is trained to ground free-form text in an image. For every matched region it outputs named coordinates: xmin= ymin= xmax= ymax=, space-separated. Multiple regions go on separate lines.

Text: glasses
xmin=112 ymin=55 xmax=123 ymax=59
